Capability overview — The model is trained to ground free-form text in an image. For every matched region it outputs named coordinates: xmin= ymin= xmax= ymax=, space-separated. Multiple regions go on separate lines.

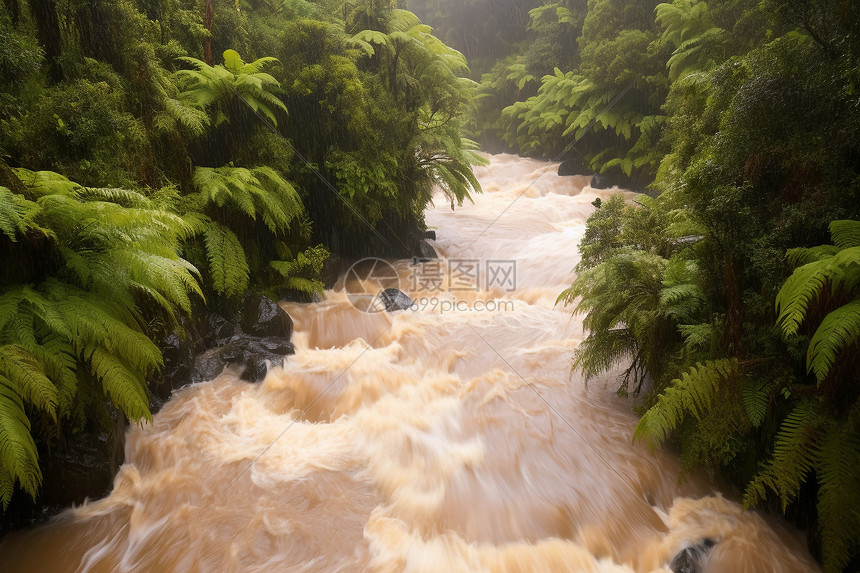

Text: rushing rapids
xmin=1 ymin=154 xmax=820 ymax=572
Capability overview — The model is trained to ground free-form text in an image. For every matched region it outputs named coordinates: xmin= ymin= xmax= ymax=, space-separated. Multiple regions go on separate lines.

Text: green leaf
xmin=204 ymin=224 xmax=249 ymax=297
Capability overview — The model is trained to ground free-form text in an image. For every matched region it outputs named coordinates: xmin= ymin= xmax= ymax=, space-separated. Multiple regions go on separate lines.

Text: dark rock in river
xmin=378 ymin=288 xmax=414 ymax=312
xmin=558 ymin=156 xmax=591 ymax=177
xmin=153 ymin=292 xmax=297 ymax=410
xmin=670 ymin=539 xmax=716 ymax=573
xmin=590 ymin=166 xmax=655 ymax=193
xmin=417 ymin=239 xmax=438 ymax=260
xmin=241 ymin=292 xmax=294 ymax=339
xmin=590 ymin=167 xmax=631 ymax=190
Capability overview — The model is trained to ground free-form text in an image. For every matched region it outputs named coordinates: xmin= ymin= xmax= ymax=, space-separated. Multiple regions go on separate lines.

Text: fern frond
xmin=156 ymin=98 xmax=210 ymax=137
xmin=786 ymin=245 xmax=839 ymax=267
xmin=776 ymin=248 xmax=860 ymax=337
xmin=741 ymin=379 xmax=769 ymax=428
xmin=829 ymin=220 xmax=860 ymax=249
xmin=0 ymin=187 xmax=38 ymax=240
xmin=13 ymin=169 xmax=83 ymax=198
xmin=0 ymin=345 xmax=59 ymax=420
xmin=0 ymin=290 xmax=25 ymax=334
xmin=76 ymin=187 xmax=150 ymax=208
xmin=124 ymin=250 xmax=203 ymax=315
xmin=806 ymin=298 xmax=860 ymax=383
xmin=572 ymin=328 xmax=636 ymax=380
xmin=28 ymin=332 xmax=77 ymax=414
xmin=88 ymin=347 xmax=151 ymax=423
xmin=634 ymin=359 xmax=738 ymax=448
xmin=744 ymin=399 xmax=823 ymax=510
xmin=48 ymin=285 xmax=162 ymax=374
xmin=816 ymin=414 xmax=860 ymax=573
xmin=678 ymin=323 xmax=712 ymax=349
xmin=0 ymin=381 xmax=41 ymax=506
xmin=203 ymin=224 xmax=249 ymax=297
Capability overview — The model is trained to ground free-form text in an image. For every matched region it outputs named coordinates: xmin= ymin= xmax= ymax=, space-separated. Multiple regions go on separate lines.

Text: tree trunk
xmin=204 ymin=0 xmax=214 ymax=66
xmin=724 ymin=258 xmax=743 ymax=357
xmin=29 ymin=0 xmax=63 ymax=82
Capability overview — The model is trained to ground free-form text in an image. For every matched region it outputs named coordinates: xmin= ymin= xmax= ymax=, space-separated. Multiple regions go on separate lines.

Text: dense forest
xmin=407 ymin=0 xmax=859 ymax=570
xmin=0 ymin=0 xmax=484 ymax=528
xmin=2 ymin=0 xmax=859 ymax=570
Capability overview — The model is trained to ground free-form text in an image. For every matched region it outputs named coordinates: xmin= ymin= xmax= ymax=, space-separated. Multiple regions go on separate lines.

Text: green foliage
xmin=174 ymin=49 xmax=287 ymax=127
xmin=202 ymin=223 xmax=249 ymax=297
xmin=269 ymin=244 xmax=329 ymax=296
xmin=776 ymin=221 xmax=860 ymax=383
xmin=560 ymin=1 xmax=860 ymax=567
xmin=278 ymin=7 xmax=483 ymax=256
xmin=634 ymin=358 xmax=738 ymax=447
xmin=186 ymin=165 xmax=305 ymax=296
xmin=0 ymin=170 xmax=202 ymax=507
xmin=655 ymin=0 xmax=728 ymax=80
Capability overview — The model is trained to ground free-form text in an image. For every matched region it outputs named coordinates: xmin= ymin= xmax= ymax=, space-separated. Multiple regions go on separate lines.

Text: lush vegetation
xmin=0 ymin=0 xmax=482 ymax=510
xmin=500 ymin=0 xmax=860 ymax=569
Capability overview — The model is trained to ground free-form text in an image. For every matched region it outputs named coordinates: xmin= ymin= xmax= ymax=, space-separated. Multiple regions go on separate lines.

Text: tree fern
xmin=634 ymin=358 xmax=738 ymax=448
xmin=174 ymin=49 xmax=287 ymax=128
xmin=186 ymin=165 xmax=308 ymax=296
xmin=655 ymin=0 xmax=727 ymax=80
xmin=0 ymin=170 xmax=203 ymax=506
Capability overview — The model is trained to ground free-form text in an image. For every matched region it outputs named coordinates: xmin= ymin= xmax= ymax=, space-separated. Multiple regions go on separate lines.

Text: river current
xmin=0 ymin=154 xmax=819 ymax=572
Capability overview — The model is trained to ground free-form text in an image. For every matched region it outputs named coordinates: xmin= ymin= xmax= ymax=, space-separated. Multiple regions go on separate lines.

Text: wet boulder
xmin=156 ymin=332 xmax=194 ymax=401
xmin=190 ymin=330 xmax=296 ymax=384
xmin=590 ymin=167 xmax=632 ymax=190
xmin=241 ymin=292 xmax=294 ymax=339
xmin=202 ymin=312 xmax=236 ymax=348
xmin=417 ymin=239 xmax=438 ymax=260
xmin=378 ymin=288 xmax=414 ymax=312
xmin=670 ymin=539 xmax=716 ymax=573
xmin=590 ymin=166 xmax=654 ymax=192
xmin=157 ymin=292 xmax=296 ymax=393
xmin=558 ymin=156 xmax=591 ymax=177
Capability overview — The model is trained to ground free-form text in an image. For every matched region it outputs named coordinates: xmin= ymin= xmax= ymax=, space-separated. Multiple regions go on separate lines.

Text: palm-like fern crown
xmin=174 ymin=49 xmax=287 ymax=127
xmin=0 ymin=171 xmax=202 ymax=507
xmin=655 ymin=0 xmax=728 ymax=80
xmin=348 ymin=8 xmax=485 ymax=207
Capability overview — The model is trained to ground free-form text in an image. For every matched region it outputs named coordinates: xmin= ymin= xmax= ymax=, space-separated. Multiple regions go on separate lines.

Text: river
xmin=0 ymin=154 xmax=819 ymax=572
